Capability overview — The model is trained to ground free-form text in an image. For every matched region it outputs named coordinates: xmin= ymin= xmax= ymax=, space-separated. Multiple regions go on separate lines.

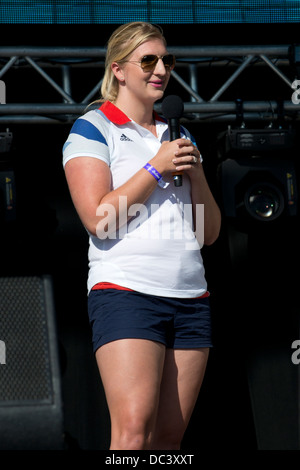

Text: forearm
xmin=94 ymin=144 xmax=183 ymax=238
xmin=65 ymin=156 xmax=161 ymax=239
xmin=189 ymin=164 xmax=221 ymax=246
xmin=95 ymin=159 xmax=162 ymax=238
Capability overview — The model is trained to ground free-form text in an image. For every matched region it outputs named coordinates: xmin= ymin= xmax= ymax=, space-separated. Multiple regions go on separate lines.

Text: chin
xmin=153 ymin=90 xmax=165 ymax=102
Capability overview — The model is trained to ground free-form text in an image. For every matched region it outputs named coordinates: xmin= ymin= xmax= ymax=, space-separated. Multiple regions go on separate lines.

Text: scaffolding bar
xmin=0 ymin=44 xmax=299 ymax=124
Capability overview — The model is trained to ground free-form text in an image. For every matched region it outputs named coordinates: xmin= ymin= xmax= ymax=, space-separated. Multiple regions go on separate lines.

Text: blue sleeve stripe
xmin=190 ymin=134 xmax=197 ymax=146
xmin=62 ymin=141 xmax=71 ymax=152
xmin=70 ymin=118 xmax=107 ymax=145
xmin=180 ymin=126 xmax=197 ymax=147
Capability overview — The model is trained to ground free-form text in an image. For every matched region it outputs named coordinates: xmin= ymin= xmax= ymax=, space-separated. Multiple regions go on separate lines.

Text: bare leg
xmin=95 ymin=338 xmax=166 ymax=450
xmin=151 ymin=348 xmax=209 ymax=450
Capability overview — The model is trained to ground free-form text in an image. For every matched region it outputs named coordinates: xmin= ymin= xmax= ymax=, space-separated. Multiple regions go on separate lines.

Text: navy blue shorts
xmin=87 ymin=288 xmax=212 ymax=352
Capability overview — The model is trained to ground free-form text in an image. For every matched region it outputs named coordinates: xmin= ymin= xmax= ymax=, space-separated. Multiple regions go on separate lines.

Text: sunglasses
xmin=125 ymin=54 xmax=176 ymax=72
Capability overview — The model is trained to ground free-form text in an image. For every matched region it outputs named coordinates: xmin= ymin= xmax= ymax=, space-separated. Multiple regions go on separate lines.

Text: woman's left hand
xmin=171 ymin=139 xmax=201 ymax=175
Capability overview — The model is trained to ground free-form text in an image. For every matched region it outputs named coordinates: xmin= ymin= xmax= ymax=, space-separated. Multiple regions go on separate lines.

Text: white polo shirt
xmin=63 ymin=101 xmax=207 ymax=297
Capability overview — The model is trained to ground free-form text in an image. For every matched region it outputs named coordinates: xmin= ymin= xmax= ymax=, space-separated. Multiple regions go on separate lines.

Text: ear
xmin=111 ymin=62 xmax=125 ymax=82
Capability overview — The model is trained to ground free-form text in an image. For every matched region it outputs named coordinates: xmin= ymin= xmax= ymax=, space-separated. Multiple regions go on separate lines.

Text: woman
xmin=63 ymin=22 xmax=221 ymax=450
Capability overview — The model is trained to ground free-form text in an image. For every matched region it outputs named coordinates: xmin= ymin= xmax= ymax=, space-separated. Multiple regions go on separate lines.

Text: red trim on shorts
xmin=91 ymin=282 xmax=210 ymax=298
xmin=92 ymin=282 xmax=134 ymax=291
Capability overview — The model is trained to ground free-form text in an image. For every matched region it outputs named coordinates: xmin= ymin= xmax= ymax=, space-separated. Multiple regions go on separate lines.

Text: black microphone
xmin=161 ymin=95 xmax=184 ymax=187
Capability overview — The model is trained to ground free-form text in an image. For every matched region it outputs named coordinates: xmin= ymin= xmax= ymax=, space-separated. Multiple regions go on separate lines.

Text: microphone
xmin=161 ymin=95 xmax=184 ymax=187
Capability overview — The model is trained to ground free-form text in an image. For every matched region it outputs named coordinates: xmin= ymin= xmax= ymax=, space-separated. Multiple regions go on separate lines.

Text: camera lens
xmin=244 ymin=183 xmax=284 ymax=221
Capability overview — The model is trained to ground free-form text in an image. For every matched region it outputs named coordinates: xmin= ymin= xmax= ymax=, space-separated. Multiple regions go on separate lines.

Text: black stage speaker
xmin=0 ymin=275 xmax=64 ymax=449
xmin=247 ymin=345 xmax=300 ymax=450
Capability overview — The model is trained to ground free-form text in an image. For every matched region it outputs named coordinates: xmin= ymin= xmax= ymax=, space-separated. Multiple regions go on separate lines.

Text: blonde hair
xmin=100 ymin=22 xmax=166 ymax=103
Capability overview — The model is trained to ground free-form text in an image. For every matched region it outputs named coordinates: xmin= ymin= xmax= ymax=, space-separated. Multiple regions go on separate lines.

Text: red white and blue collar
xmin=99 ymin=101 xmax=166 ymax=125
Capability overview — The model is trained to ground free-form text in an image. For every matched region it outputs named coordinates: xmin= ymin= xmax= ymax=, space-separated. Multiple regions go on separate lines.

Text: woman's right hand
xmin=150 ymin=138 xmax=199 ymax=176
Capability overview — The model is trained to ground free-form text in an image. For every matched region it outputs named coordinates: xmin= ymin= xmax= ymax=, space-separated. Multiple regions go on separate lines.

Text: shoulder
xmin=69 ymin=108 xmax=109 ymax=140
xmin=62 ymin=108 xmax=111 ymax=167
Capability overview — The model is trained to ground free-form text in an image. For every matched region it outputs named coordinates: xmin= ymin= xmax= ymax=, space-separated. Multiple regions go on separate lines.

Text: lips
xmin=149 ymin=80 xmax=164 ymax=88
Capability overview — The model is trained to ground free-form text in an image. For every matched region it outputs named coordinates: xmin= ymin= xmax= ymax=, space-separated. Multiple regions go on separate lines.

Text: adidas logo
xmin=120 ymin=133 xmax=133 ymax=141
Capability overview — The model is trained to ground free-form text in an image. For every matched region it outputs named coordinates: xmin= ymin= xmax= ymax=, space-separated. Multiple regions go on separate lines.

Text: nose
xmin=154 ymin=58 xmax=168 ymax=75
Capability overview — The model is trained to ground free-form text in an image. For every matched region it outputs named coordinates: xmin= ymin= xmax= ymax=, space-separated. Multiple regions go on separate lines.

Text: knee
xmin=151 ymin=429 xmax=183 ymax=450
xmin=111 ymin=417 xmax=152 ymax=450
xmin=117 ymin=431 xmax=148 ymax=450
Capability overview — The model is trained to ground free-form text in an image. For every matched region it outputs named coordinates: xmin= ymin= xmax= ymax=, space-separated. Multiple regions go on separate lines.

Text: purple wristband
xmin=143 ymin=163 xmax=162 ymax=182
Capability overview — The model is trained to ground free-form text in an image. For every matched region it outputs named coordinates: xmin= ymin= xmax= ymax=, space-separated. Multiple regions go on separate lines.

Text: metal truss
xmin=0 ymin=44 xmax=300 ymax=124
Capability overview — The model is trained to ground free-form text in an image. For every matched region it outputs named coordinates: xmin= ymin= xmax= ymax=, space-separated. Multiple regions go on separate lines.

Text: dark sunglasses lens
xmin=141 ymin=55 xmax=158 ymax=71
xmin=163 ymin=55 xmax=175 ymax=68
xmin=140 ymin=55 xmax=175 ymax=71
